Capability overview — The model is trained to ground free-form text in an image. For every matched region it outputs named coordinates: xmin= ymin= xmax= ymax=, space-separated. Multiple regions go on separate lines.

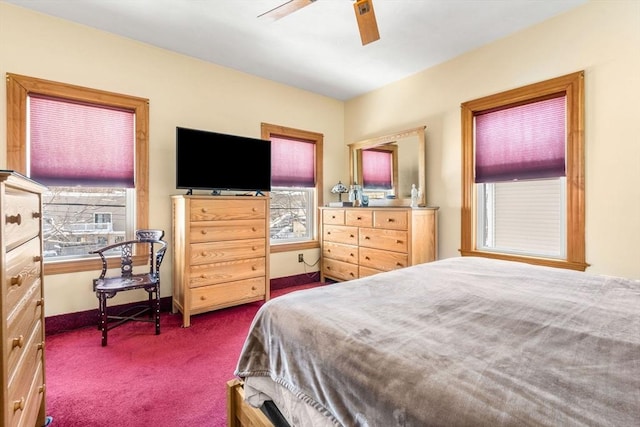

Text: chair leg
xmin=99 ymin=293 xmax=108 ymax=346
xmin=154 ymin=286 xmax=161 ymax=335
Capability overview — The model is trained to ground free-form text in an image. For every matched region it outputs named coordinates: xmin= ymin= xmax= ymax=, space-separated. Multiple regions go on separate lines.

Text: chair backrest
xmin=135 ymin=229 xmax=167 ymax=276
xmin=90 ymin=229 xmax=167 ymax=281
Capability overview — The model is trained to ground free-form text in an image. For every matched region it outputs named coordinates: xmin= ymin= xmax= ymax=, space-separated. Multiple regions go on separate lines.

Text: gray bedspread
xmin=235 ymin=257 xmax=640 ymax=426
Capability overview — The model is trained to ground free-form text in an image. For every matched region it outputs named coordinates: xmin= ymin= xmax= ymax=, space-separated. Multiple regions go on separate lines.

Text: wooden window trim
xmin=460 ymin=71 xmax=588 ymax=271
xmin=261 ymin=123 xmax=323 ymax=252
xmin=6 ymin=73 xmax=149 ymax=275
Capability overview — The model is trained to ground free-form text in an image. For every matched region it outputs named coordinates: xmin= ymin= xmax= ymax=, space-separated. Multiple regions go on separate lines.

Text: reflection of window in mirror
xmin=358 ymin=145 xmax=399 ymax=199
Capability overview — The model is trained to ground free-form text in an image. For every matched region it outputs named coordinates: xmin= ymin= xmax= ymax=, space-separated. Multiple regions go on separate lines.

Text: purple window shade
xmin=270 ymin=136 xmax=315 ymax=187
xmin=475 ymin=95 xmax=566 ymax=183
xmin=362 ymin=148 xmax=392 ymax=189
xmin=29 ymin=95 xmax=135 ymax=187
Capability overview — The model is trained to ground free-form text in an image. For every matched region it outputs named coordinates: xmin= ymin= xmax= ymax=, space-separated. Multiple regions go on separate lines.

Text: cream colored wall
xmin=345 ymin=0 xmax=640 ymax=280
xmin=0 ymin=3 xmax=345 ymax=316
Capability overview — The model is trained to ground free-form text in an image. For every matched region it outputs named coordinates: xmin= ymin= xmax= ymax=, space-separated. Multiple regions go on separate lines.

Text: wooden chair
xmin=90 ymin=229 xmax=167 ymax=346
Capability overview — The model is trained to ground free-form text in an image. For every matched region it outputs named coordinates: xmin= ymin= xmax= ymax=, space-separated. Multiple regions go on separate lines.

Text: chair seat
xmin=94 ymin=274 xmax=158 ymax=293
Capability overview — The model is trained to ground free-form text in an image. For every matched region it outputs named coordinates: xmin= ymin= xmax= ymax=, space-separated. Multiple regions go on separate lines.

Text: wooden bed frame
xmin=226 ymin=379 xmax=274 ymax=427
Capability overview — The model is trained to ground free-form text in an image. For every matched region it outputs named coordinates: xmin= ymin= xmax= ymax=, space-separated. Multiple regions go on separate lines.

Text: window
xmin=460 ymin=71 xmax=587 ymax=271
xmin=261 ymin=123 xmax=323 ymax=252
xmin=6 ymin=73 xmax=149 ymax=275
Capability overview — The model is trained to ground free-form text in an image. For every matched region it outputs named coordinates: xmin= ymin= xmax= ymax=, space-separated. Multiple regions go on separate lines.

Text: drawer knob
xmin=252 ymin=208 xmax=257 ymax=212
xmin=13 ymin=397 xmax=25 ymax=412
xmin=331 ymin=215 xmax=336 ymax=219
xmin=396 ymin=240 xmax=403 ymax=244
xmin=37 ymin=341 xmax=45 ymax=350
xmin=37 ymin=298 xmax=44 ymax=307
xmin=349 ymin=272 xmax=355 ymax=277
xmin=34 ymin=255 xmax=43 ymax=262
xmin=252 ymin=246 xmax=257 ymax=251
xmin=349 ymin=234 xmax=354 ymax=238
xmin=357 ymin=216 xmax=362 ymax=220
xmin=200 ymin=251 xmax=208 ymax=257
xmin=201 ymin=208 xmax=208 ymax=213
xmin=396 ymin=262 xmax=403 ymax=266
xmin=387 ymin=218 xmax=395 ymax=222
xmin=350 ymin=253 xmax=355 ymax=257
xmin=365 ymin=256 xmax=371 ymax=260
xmin=327 ymin=231 xmax=331 ymax=235
xmin=12 ymin=335 xmax=24 ymax=349
xmin=6 ymin=213 xmax=22 ymax=225
xmin=39 ymin=384 xmax=46 ymax=394
xmin=251 ymin=227 xmax=257 ymax=232
xmin=200 ymin=274 xmax=207 ymax=279
xmin=201 ymin=230 xmax=208 ymax=235
xmin=327 ymin=266 xmax=332 ymax=270
xmin=251 ymin=286 xmax=257 ymax=291
xmin=327 ymin=249 xmax=331 ymax=253
xmin=364 ymin=236 xmax=370 ymax=240
xmin=10 ymin=274 xmax=24 ymax=287
xmin=32 ymin=211 xmax=42 ymax=219
xmin=251 ymin=266 xmax=257 ymax=271
xmin=200 ymin=296 xmax=207 ymax=300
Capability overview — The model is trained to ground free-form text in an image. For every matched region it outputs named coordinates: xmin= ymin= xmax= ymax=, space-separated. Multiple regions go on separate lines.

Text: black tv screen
xmin=176 ymin=127 xmax=271 ymax=193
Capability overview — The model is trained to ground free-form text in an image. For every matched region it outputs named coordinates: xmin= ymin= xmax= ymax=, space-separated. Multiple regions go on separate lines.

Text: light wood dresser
xmin=320 ymin=206 xmax=438 ymax=281
xmin=171 ymin=195 xmax=270 ymax=327
xmin=1 ymin=171 xmax=47 ymax=427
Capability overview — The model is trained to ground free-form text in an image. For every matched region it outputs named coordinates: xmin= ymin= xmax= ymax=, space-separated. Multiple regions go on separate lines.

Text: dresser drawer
xmin=345 ymin=210 xmax=372 ymax=227
xmin=322 ymin=209 xmax=345 ymax=225
xmin=359 ymin=247 xmax=408 ymax=271
xmin=7 ymin=320 xmax=44 ymax=427
xmin=322 ymin=241 xmax=358 ymax=264
xmin=11 ymin=359 xmax=44 ymax=427
xmin=322 ymin=258 xmax=358 ymax=281
xmin=323 ymin=225 xmax=358 ymax=245
xmin=4 ymin=189 xmax=41 ymax=251
xmin=189 ymin=257 xmax=266 ymax=288
xmin=7 ymin=280 xmax=43 ymax=377
xmin=190 ymin=277 xmax=265 ymax=312
xmin=189 ymin=238 xmax=265 ymax=265
xmin=5 ymin=238 xmax=42 ymax=312
xmin=190 ymin=199 xmax=265 ymax=221
xmin=190 ymin=219 xmax=266 ymax=243
xmin=359 ymin=265 xmax=384 ymax=278
xmin=373 ymin=210 xmax=408 ymax=230
xmin=359 ymin=227 xmax=408 ymax=252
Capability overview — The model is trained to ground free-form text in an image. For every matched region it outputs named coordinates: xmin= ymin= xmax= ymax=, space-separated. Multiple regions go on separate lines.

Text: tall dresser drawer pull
xmin=10 ymin=274 xmax=24 ymax=287
xmin=357 ymin=216 xmax=362 ymax=220
xmin=251 ymin=266 xmax=257 ymax=271
xmin=350 ymin=234 xmax=355 ymax=238
xmin=251 ymin=286 xmax=257 ymax=291
xmin=37 ymin=298 xmax=44 ymax=307
xmin=200 ymin=230 xmax=208 ymax=235
xmin=34 ymin=255 xmax=43 ymax=262
xmin=396 ymin=262 xmax=403 ymax=266
xmin=200 ymin=274 xmax=207 ymax=279
xmin=12 ymin=335 xmax=25 ymax=349
xmin=396 ymin=240 xmax=403 ymax=244
xmin=200 ymin=251 xmax=208 ymax=257
xmin=252 ymin=227 xmax=257 ymax=232
xmin=387 ymin=218 xmax=395 ymax=222
xmin=32 ymin=211 xmax=42 ymax=219
xmin=39 ymin=384 xmax=46 ymax=393
xmin=252 ymin=246 xmax=257 ymax=251
xmin=364 ymin=236 xmax=370 ymax=240
xmin=13 ymin=397 xmax=25 ymax=412
xmin=201 ymin=208 xmax=208 ymax=213
xmin=37 ymin=342 xmax=45 ymax=351
xmin=6 ymin=213 xmax=21 ymax=225
xmin=331 ymin=215 xmax=336 ymax=219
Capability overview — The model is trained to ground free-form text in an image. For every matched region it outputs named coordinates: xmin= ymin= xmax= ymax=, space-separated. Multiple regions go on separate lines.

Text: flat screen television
xmin=176 ymin=126 xmax=271 ymax=194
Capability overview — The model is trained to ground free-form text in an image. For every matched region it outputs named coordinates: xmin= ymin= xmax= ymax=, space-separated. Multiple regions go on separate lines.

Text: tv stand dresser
xmin=171 ymin=195 xmax=270 ymax=327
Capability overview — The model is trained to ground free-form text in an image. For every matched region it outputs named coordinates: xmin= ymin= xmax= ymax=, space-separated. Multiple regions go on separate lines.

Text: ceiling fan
xmin=259 ymin=0 xmax=380 ymax=46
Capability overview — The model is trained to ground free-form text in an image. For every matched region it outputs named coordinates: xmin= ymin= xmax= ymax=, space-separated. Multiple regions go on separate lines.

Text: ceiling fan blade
xmin=259 ymin=0 xmax=316 ymax=21
xmin=353 ymin=0 xmax=380 ymax=45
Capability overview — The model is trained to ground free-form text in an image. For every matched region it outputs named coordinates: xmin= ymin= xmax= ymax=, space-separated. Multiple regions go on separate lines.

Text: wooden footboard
xmin=226 ymin=379 xmax=275 ymax=427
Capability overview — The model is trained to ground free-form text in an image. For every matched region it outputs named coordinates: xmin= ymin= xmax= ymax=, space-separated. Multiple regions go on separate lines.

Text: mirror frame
xmin=348 ymin=126 xmax=426 ymax=206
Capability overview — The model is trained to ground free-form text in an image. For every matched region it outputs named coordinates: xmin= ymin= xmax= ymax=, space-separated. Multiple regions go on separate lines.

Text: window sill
xmin=270 ymin=240 xmax=319 ymax=254
xmin=459 ymin=249 xmax=589 ymax=272
xmin=44 ymin=254 xmax=148 ymax=276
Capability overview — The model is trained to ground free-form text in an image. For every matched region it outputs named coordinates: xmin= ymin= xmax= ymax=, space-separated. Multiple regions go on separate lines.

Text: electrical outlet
xmin=298 ymin=253 xmax=304 ymax=263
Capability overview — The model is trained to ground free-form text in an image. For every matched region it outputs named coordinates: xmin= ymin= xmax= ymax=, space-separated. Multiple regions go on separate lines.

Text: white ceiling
xmin=5 ymin=0 xmax=588 ymax=100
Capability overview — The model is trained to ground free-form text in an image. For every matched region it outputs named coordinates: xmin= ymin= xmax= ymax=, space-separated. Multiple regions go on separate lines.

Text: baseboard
xmin=45 ymin=273 xmax=321 ymax=336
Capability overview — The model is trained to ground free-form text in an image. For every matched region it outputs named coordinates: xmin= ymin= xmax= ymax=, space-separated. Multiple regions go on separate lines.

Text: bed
xmin=229 ymin=257 xmax=640 ymax=426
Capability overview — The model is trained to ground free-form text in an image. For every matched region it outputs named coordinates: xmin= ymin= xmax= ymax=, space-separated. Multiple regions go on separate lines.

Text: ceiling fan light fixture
xmin=353 ymin=0 xmax=380 ymax=45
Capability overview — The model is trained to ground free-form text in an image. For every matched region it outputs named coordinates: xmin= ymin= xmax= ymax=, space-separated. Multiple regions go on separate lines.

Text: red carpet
xmin=44 ymin=283 xmax=324 ymax=427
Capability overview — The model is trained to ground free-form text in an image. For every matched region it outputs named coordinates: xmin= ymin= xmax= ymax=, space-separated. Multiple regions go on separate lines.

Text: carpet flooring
xmin=44 ymin=283 xmax=324 ymax=427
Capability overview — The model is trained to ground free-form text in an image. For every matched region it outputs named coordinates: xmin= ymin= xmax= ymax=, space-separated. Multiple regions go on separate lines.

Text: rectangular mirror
xmin=348 ymin=126 xmax=426 ymax=206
